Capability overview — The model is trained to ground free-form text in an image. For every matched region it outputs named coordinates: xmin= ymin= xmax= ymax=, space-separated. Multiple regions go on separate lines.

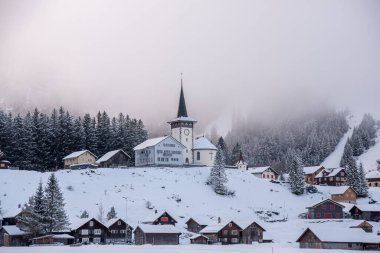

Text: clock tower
xmin=168 ymin=80 xmax=196 ymax=164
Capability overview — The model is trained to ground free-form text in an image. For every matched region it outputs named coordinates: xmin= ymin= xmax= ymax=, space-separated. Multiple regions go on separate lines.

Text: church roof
xmin=193 ymin=137 xmax=217 ymax=150
xmin=177 ymin=82 xmax=188 ymax=118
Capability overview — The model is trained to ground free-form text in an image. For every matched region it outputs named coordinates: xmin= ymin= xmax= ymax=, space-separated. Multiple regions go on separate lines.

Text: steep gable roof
xmin=303 ymin=166 xmax=324 ymax=175
xmin=135 ymin=224 xmax=181 ymax=234
xmin=63 ymin=150 xmax=96 ymax=160
xmin=350 ymin=204 xmax=380 ymax=212
xmin=193 ymin=137 xmax=217 ymax=150
xmin=70 ymin=217 xmax=107 ymax=230
xmin=306 ymin=198 xmax=345 ymax=209
xmin=133 ymin=136 xmax=185 ymax=151
xmin=96 ymin=149 xmax=130 ymax=164
xmin=249 ymin=166 xmax=278 ymax=175
xmin=1 ymin=225 xmax=29 ymax=236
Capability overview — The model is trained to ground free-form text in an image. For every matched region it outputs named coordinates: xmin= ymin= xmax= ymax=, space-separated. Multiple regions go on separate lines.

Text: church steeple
xmin=177 ymin=79 xmax=188 ymax=118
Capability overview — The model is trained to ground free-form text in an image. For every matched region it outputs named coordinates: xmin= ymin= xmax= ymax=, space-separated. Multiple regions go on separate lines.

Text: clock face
xmin=184 ymin=129 xmax=190 ymax=136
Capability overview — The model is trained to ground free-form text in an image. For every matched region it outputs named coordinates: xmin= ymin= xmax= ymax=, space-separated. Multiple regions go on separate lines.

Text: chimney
xmin=218 ymin=217 xmax=221 ymax=224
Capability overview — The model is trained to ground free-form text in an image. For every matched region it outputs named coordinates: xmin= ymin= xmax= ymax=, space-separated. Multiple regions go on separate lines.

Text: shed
xmin=31 ymin=234 xmax=74 ymax=245
xmin=0 ymin=225 xmax=29 ymax=246
xmin=190 ymin=234 xmax=209 ymax=244
xmin=133 ymin=225 xmax=181 ymax=245
xmin=350 ymin=205 xmax=380 ymax=222
xmin=96 ymin=149 xmax=131 ymax=168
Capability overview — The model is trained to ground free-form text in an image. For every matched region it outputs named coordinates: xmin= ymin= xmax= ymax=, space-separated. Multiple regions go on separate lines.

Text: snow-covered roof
xmin=351 ymin=204 xmax=380 ymax=212
xmin=96 ymin=149 xmax=130 ymax=164
xmin=366 ymin=170 xmax=380 ymax=179
xmin=134 ymin=136 xmax=185 ymax=151
xmin=190 ymin=234 xmax=209 ymax=240
xmin=70 ymin=218 xmax=106 ymax=230
xmin=168 ymin=116 xmax=197 ymax=123
xmin=329 ymin=186 xmax=355 ymax=195
xmin=1 ymin=225 xmax=28 ymax=236
xmin=143 ymin=211 xmax=177 ymax=224
xmin=105 ymin=218 xmax=132 ymax=229
xmin=306 ymin=198 xmax=345 ymax=209
xmin=63 ymin=150 xmax=96 ymax=160
xmin=193 ymin=137 xmax=217 ymax=150
xmin=298 ymin=226 xmax=380 ymax=244
xmin=0 ymin=160 xmax=10 ymax=164
xmin=303 ymin=166 xmax=324 ymax=175
xmin=249 ymin=166 xmax=277 ymax=175
xmin=233 ymin=218 xmax=265 ymax=231
xmin=316 ymin=167 xmax=345 ymax=178
xmin=135 ymin=224 xmax=181 ymax=234
xmin=199 ymin=223 xmax=226 ymax=233
xmin=32 ymin=234 xmax=74 ymax=240
xmin=186 ymin=216 xmax=212 ymax=226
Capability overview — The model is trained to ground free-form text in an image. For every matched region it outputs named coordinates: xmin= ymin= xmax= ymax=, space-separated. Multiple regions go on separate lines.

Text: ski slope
xmin=1 ymin=167 xmax=380 ymax=246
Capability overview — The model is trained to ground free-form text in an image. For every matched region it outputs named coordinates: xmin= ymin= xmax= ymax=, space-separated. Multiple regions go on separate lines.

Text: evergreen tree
xmin=345 ymin=149 xmax=360 ymax=194
xmin=209 ymin=144 xmax=228 ymax=195
xmin=230 ymin=142 xmax=242 ymax=165
xmin=80 ymin=210 xmax=89 ymax=218
xmin=288 ymin=151 xmax=305 ymax=195
xmin=43 ymin=173 xmax=69 ymax=233
xmin=340 ymin=139 xmax=353 ymax=168
xmin=217 ymin=137 xmax=230 ymax=165
xmin=107 ymin=206 xmax=117 ymax=220
xmin=358 ymin=162 xmax=369 ymax=197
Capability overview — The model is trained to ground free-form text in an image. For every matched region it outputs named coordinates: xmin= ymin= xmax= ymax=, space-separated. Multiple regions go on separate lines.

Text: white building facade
xmin=193 ymin=136 xmax=217 ymax=167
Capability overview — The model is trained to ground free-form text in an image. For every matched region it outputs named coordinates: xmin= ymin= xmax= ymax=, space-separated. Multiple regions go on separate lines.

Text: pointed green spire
xmin=177 ymin=79 xmax=188 ymax=118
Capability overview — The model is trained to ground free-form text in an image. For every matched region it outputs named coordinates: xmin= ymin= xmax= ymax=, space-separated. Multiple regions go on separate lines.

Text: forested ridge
xmin=0 ymin=107 xmax=147 ymax=171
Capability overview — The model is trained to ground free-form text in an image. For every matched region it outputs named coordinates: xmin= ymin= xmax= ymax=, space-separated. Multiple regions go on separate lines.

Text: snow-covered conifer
xmin=288 ymin=151 xmax=304 ymax=195
xmin=209 ymin=144 xmax=228 ymax=195
xmin=358 ymin=162 xmax=369 ymax=197
xmin=107 ymin=206 xmax=117 ymax=220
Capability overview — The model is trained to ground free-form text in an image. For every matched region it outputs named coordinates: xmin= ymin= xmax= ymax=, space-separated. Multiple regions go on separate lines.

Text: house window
xmin=324 ymin=213 xmax=332 ymax=219
xmin=321 ymin=204 xmax=326 ymax=210
xmin=82 ymin=238 xmax=89 ymax=243
xmin=81 ymin=229 xmax=89 ymax=235
xmin=111 ymin=230 xmax=118 ymax=234
xmin=335 ymin=213 xmax=341 ymax=219
xmin=329 ymin=177 xmax=333 ymax=181
xmin=228 ymin=223 xmax=232 ymax=227
xmin=231 ymin=238 xmax=239 ymax=243
xmin=89 ymin=221 xmax=94 ymax=227
xmin=316 ymin=213 xmax=321 ymax=218
xmin=94 ymin=229 xmax=102 ymax=235
xmin=223 ymin=230 xmax=228 ymax=235
xmin=197 ymin=152 xmax=200 ymax=161
xmin=341 ymin=172 xmax=344 ymax=176
xmin=330 ymin=204 xmax=335 ymax=210
xmin=93 ymin=238 xmax=101 ymax=244
xmin=161 ymin=217 xmax=169 ymax=222
xmin=120 ymin=230 xmax=126 ymax=234
xmin=231 ymin=230 xmax=238 ymax=235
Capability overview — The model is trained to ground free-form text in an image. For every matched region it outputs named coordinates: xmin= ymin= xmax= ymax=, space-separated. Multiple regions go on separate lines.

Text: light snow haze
xmin=0 ymin=0 xmax=379 ymax=134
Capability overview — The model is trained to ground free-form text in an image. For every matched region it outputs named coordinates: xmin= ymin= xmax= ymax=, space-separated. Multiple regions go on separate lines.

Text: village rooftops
xmin=185 ymin=216 xmax=213 ymax=226
xmin=297 ymin=226 xmax=380 ymax=244
xmin=1 ymin=225 xmax=29 ymax=236
xmin=63 ymin=150 xmax=97 ymax=160
xmin=303 ymin=166 xmax=324 ymax=175
xmin=366 ymin=170 xmax=380 ymax=179
xmin=190 ymin=234 xmax=209 ymax=240
xmin=96 ymin=149 xmax=131 ymax=164
xmin=315 ymin=167 xmax=344 ymax=178
xmin=193 ymin=137 xmax=217 ymax=150
xmin=135 ymin=224 xmax=181 ymax=234
xmin=199 ymin=223 xmax=226 ymax=233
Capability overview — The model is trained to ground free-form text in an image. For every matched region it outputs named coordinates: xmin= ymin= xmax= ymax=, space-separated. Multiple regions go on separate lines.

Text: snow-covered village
xmin=1 ymin=1 xmax=380 ymax=253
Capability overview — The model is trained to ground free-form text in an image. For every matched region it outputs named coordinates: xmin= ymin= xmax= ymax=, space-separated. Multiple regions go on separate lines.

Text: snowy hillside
xmin=358 ymin=131 xmax=380 ymax=171
xmin=1 ymin=167 xmax=380 ymax=245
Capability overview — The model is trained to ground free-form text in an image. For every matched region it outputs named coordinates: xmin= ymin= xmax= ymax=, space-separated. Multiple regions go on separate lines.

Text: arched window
xmin=185 ymin=158 xmax=189 ymax=163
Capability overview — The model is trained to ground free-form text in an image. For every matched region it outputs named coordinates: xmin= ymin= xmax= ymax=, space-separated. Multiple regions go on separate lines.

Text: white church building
xmin=134 ymin=82 xmax=217 ymax=167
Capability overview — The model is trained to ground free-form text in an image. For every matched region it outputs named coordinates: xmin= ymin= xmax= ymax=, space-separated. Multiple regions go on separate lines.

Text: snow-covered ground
xmin=358 ymin=132 xmax=380 ymax=171
xmin=0 ymin=244 xmax=374 ymax=253
xmin=1 ymin=167 xmax=380 ymax=246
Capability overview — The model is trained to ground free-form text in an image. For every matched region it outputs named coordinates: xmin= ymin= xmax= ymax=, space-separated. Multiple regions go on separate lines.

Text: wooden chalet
xmin=350 ymin=205 xmax=380 ymax=222
xmin=31 ymin=234 xmax=74 ymax=245
xmin=185 ymin=217 xmax=209 ymax=233
xmin=190 ymin=234 xmax=209 ymax=244
xmin=105 ymin=218 xmax=133 ymax=244
xmin=366 ymin=170 xmax=380 ymax=187
xmin=329 ymin=186 xmax=357 ymax=204
xmin=306 ymin=199 xmax=345 ymax=219
xmin=133 ymin=225 xmax=181 ymax=245
xmin=0 ymin=160 xmax=11 ymax=169
xmin=96 ymin=149 xmax=131 ymax=168
xmin=249 ymin=166 xmax=278 ymax=180
xmin=200 ymin=221 xmax=242 ymax=244
xmin=297 ymin=224 xmax=380 ymax=250
xmin=0 ymin=225 xmax=29 ymax=246
xmin=315 ymin=167 xmax=346 ymax=186
xmin=143 ymin=211 xmax=177 ymax=226
xmin=1 ymin=210 xmax=22 ymax=226
xmin=71 ymin=218 xmax=108 ymax=244
xmin=303 ymin=166 xmax=325 ymax=185
xmin=63 ymin=150 xmax=97 ymax=169
xmin=237 ymin=220 xmax=266 ymax=244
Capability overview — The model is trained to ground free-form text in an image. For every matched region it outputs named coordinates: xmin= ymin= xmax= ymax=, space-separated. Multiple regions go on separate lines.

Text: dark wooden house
xmin=96 ymin=149 xmax=131 ymax=168
xmin=0 ymin=225 xmax=29 ymax=246
xmin=306 ymin=199 xmax=345 ymax=219
xmin=0 ymin=160 xmax=11 ymax=169
xmin=185 ymin=217 xmax=209 ymax=233
xmin=143 ymin=211 xmax=177 ymax=226
xmin=200 ymin=221 xmax=242 ymax=244
xmin=71 ymin=218 xmax=108 ymax=244
xmin=133 ymin=225 xmax=181 ymax=245
xmin=303 ymin=166 xmax=325 ymax=185
xmin=190 ymin=234 xmax=209 ymax=244
xmin=238 ymin=220 xmax=266 ymax=244
xmin=297 ymin=226 xmax=380 ymax=250
xmin=106 ymin=218 xmax=133 ymax=244
xmin=31 ymin=234 xmax=74 ymax=245
xmin=349 ymin=205 xmax=380 ymax=222
xmin=315 ymin=167 xmax=346 ymax=186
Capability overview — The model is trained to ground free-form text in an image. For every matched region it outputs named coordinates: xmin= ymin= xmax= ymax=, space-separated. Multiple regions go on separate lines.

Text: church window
xmin=197 ymin=152 xmax=200 ymax=160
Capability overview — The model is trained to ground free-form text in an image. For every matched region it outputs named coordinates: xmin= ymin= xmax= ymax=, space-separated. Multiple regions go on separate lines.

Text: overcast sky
xmin=0 ymin=0 xmax=379 ymax=135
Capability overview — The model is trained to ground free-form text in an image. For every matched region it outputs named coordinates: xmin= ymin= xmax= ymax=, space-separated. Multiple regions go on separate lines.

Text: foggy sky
xmin=0 ymin=0 xmax=379 ymax=136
